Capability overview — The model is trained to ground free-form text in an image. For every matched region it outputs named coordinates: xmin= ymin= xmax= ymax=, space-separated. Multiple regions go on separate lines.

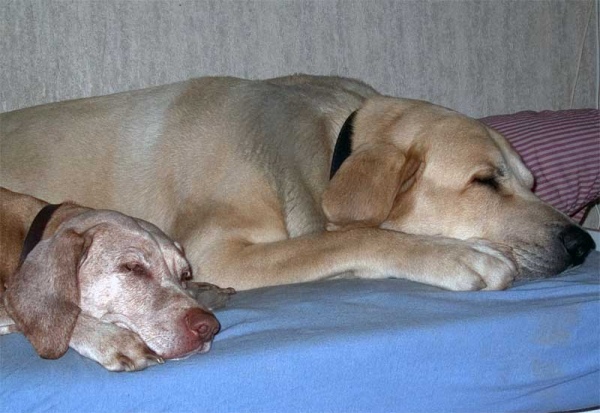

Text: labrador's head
xmin=323 ymin=96 xmax=595 ymax=279
xmin=5 ymin=208 xmax=220 ymax=360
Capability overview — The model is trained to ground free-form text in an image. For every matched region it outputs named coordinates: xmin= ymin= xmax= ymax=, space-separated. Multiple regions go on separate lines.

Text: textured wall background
xmin=1 ymin=0 xmax=598 ymax=117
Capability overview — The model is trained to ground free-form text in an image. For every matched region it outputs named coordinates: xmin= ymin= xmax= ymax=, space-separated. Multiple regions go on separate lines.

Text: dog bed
xmin=1 ymin=252 xmax=598 ymax=413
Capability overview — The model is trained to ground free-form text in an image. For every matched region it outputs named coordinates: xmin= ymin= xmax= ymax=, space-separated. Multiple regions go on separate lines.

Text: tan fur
xmin=0 ymin=75 xmax=592 ymax=292
xmin=323 ymin=143 xmax=408 ymax=229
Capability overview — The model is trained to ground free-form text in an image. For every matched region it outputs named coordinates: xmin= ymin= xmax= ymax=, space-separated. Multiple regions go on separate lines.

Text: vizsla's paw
xmin=73 ymin=322 xmax=164 ymax=372
xmin=110 ymin=348 xmax=164 ymax=372
xmin=186 ymin=282 xmax=236 ymax=310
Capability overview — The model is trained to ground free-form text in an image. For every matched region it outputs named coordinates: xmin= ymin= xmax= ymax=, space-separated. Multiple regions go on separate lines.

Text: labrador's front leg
xmin=69 ymin=313 xmax=164 ymax=372
xmin=195 ymin=227 xmax=517 ymax=291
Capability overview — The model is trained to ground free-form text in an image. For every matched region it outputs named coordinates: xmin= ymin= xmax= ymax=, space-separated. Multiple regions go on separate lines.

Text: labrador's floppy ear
xmin=4 ymin=229 xmax=85 ymax=359
xmin=322 ymin=143 xmax=423 ymax=231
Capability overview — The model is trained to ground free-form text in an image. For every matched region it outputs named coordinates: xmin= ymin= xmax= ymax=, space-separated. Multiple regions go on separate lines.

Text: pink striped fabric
xmin=479 ymin=109 xmax=599 ymax=223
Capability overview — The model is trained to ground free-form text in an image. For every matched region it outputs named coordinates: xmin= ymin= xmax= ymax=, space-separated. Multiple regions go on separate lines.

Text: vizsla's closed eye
xmin=0 ymin=187 xmax=235 ymax=371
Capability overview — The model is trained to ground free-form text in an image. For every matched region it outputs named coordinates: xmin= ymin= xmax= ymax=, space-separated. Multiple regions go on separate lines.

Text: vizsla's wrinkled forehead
xmin=57 ymin=209 xmax=190 ymax=277
xmin=66 ymin=210 xmax=176 ymax=249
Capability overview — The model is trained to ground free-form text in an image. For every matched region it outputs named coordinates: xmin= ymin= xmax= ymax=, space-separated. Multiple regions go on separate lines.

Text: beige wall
xmin=1 ymin=0 xmax=598 ymax=117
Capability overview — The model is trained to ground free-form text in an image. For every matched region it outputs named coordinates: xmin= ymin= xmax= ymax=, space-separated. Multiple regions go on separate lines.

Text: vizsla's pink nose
xmin=184 ymin=308 xmax=221 ymax=342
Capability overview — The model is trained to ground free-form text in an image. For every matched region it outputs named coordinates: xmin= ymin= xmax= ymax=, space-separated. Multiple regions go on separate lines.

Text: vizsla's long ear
xmin=5 ymin=229 xmax=84 ymax=359
xmin=322 ymin=144 xmax=423 ymax=231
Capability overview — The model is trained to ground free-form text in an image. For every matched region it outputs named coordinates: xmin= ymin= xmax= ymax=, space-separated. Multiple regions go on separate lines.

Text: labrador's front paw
xmin=405 ymin=236 xmax=517 ymax=291
xmin=464 ymin=238 xmax=517 ymax=290
xmin=439 ymin=238 xmax=517 ymax=291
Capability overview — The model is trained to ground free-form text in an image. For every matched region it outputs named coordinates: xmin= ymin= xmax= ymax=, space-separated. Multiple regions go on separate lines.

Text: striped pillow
xmin=480 ymin=109 xmax=599 ymax=222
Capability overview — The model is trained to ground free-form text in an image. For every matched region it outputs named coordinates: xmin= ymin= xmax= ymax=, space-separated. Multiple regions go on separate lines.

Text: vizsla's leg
xmin=69 ymin=314 xmax=164 ymax=372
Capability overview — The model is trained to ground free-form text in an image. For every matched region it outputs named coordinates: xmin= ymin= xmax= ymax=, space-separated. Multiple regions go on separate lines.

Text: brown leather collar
xmin=18 ymin=203 xmax=62 ymax=267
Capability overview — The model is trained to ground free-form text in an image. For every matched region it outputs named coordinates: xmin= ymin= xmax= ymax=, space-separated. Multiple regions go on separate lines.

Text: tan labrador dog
xmin=0 ymin=75 xmax=594 ymax=291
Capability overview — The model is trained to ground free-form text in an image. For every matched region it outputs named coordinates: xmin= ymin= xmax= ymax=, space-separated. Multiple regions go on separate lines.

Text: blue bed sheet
xmin=1 ymin=252 xmax=599 ymax=413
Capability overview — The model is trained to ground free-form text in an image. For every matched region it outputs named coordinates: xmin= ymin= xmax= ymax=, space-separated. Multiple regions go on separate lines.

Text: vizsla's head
xmin=323 ymin=96 xmax=595 ymax=279
xmin=5 ymin=206 xmax=220 ymax=360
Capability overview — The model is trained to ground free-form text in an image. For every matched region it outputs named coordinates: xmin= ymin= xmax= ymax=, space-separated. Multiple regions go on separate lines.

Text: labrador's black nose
xmin=559 ymin=225 xmax=596 ymax=266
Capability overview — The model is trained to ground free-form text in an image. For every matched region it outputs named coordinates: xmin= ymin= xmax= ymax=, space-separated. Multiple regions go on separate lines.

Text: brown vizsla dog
xmin=0 ymin=187 xmax=234 ymax=371
xmin=0 ymin=75 xmax=594 ymax=291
